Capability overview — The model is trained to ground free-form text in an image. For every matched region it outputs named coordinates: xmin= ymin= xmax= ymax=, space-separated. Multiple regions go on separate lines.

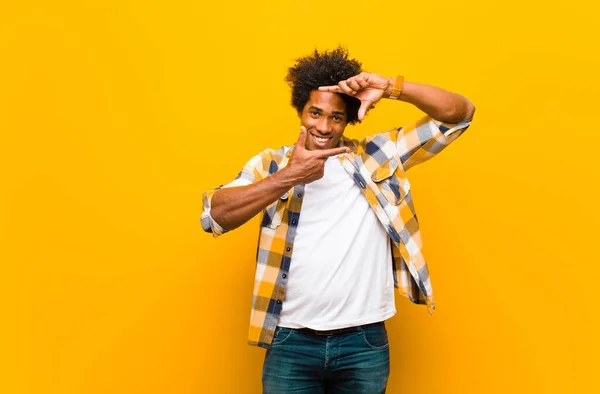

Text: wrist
xmin=383 ymin=77 xmax=395 ymax=98
xmin=271 ymin=166 xmax=300 ymax=189
xmin=387 ymin=75 xmax=405 ymax=100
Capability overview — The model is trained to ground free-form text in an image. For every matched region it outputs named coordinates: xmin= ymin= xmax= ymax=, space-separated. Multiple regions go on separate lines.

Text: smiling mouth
xmin=313 ymin=135 xmax=332 ymax=143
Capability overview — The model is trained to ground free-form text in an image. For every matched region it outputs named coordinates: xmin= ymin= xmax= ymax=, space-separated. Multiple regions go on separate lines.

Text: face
xmin=300 ymin=90 xmax=348 ymax=151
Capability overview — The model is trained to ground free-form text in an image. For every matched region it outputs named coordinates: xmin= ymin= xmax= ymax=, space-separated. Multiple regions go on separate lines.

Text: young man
xmin=202 ymin=47 xmax=475 ymax=393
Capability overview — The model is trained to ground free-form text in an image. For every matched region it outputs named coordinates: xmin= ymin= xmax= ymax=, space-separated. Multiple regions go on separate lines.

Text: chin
xmin=308 ymin=143 xmax=331 ymax=151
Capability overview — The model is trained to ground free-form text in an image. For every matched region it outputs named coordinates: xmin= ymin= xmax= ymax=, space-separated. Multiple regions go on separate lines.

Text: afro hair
xmin=285 ymin=46 xmax=363 ymax=124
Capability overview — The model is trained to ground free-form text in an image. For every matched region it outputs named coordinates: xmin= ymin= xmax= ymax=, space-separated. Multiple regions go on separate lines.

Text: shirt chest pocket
xmin=261 ymin=192 xmax=289 ymax=229
xmin=370 ymin=156 xmax=410 ymax=206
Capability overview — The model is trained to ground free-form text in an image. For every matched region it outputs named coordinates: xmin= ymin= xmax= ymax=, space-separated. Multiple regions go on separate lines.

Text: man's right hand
xmin=281 ymin=126 xmax=351 ymax=185
xmin=209 ymin=127 xmax=350 ymax=231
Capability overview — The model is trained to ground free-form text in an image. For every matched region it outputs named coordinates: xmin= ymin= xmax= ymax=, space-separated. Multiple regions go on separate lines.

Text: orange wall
xmin=2 ymin=1 xmax=599 ymax=393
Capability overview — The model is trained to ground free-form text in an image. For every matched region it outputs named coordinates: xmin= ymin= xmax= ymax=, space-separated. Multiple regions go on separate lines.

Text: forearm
xmin=210 ymin=169 xmax=296 ymax=231
xmin=388 ymin=79 xmax=475 ymax=123
xmin=208 ymin=126 xmax=348 ymax=232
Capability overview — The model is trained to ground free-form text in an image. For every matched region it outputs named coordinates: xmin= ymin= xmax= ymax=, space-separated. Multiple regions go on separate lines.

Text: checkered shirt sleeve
xmin=396 ymin=115 xmax=473 ymax=171
xmin=201 ymin=153 xmax=265 ymax=237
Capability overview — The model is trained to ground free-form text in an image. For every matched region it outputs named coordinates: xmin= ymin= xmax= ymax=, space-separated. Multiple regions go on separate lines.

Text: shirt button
xmin=282 ymin=273 xmax=287 ymax=279
xmin=353 ymin=173 xmax=366 ymax=189
xmin=276 ymin=300 xmax=282 ymax=304
xmin=286 ymin=247 xmax=291 ymax=252
xmin=291 ymin=220 xmax=297 ymax=225
xmin=297 ymin=193 xmax=302 ymax=198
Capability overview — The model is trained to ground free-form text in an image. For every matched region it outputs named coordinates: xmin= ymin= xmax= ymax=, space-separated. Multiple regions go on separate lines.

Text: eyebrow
xmin=308 ymin=106 xmax=346 ymax=117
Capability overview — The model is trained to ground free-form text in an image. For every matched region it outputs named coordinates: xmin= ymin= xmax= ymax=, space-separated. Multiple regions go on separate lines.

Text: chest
xmin=299 ymin=157 xmax=370 ymax=226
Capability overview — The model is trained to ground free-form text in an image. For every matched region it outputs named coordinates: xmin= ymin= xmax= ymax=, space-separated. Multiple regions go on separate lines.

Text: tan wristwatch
xmin=388 ymin=75 xmax=405 ymax=100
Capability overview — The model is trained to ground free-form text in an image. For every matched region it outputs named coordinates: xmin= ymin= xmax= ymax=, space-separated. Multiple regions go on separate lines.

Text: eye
xmin=333 ymin=116 xmax=344 ymax=122
xmin=310 ymin=110 xmax=320 ymax=117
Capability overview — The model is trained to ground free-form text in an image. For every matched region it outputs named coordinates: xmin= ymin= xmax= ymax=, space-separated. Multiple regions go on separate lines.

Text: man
xmin=201 ymin=47 xmax=475 ymax=393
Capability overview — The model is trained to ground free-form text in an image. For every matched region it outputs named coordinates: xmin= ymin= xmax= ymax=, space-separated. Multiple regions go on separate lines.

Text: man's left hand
xmin=318 ymin=72 xmax=393 ymax=121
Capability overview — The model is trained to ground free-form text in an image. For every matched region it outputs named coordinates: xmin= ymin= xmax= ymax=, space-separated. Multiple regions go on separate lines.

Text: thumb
xmin=296 ymin=126 xmax=308 ymax=150
xmin=358 ymin=100 xmax=372 ymax=121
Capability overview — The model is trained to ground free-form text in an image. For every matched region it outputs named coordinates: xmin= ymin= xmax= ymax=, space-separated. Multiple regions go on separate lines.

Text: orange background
xmin=2 ymin=1 xmax=599 ymax=393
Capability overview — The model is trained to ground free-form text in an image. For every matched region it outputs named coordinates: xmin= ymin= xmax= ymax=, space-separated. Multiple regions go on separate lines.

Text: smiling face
xmin=300 ymin=90 xmax=348 ymax=151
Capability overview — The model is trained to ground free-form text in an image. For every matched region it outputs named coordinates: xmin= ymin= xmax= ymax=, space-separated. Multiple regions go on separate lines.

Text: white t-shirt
xmin=278 ymin=156 xmax=396 ymax=330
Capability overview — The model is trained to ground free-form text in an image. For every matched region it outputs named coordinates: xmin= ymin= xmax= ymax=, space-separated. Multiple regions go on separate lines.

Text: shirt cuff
xmin=431 ymin=116 xmax=473 ymax=138
xmin=201 ymin=190 xmax=228 ymax=237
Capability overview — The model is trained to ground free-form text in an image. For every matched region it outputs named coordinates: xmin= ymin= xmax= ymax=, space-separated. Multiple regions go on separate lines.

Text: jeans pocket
xmin=271 ymin=327 xmax=294 ymax=346
xmin=361 ymin=323 xmax=389 ymax=349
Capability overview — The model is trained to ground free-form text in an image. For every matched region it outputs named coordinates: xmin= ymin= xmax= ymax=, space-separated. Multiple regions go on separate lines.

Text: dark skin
xmin=210 ymin=72 xmax=475 ymax=231
xmin=210 ymin=123 xmax=350 ymax=231
xmin=319 ymin=71 xmax=475 ymax=123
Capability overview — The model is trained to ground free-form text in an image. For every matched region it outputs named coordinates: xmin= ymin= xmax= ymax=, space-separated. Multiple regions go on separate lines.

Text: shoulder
xmin=253 ymin=145 xmax=292 ymax=164
xmin=245 ymin=145 xmax=292 ymax=176
xmin=362 ymin=128 xmax=400 ymax=144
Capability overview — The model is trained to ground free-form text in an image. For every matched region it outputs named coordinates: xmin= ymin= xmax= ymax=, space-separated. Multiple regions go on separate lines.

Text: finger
xmin=296 ymin=126 xmax=308 ymax=150
xmin=358 ymin=100 xmax=373 ymax=121
xmin=346 ymin=78 xmax=361 ymax=92
xmin=350 ymin=73 xmax=370 ymax=89
xmin=356 ymin=78 xmax=369 ymax=89
xmin=316 ymin=146 xmax=351 ymax=158
xmin=337 ymin=80 xmax=356 ymax=96
xmin=318 ymin=85 xmax=342 ymax=93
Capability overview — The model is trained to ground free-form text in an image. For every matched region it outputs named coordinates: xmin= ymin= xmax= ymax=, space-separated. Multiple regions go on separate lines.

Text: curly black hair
xmin=285 ymin=46 xmax=363 ymax=124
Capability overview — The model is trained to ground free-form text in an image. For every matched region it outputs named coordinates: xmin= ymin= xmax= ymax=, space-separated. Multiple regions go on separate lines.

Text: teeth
xmin=315 ymin=136 xmax=330 ymax=142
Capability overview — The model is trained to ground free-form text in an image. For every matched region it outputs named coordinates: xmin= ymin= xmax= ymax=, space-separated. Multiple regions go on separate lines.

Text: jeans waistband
xmin=295 ymin=321 xmax=384 ymax=336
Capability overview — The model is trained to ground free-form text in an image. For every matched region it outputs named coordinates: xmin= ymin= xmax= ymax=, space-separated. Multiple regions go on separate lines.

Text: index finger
xmin=318 ymin=85 xmax=343 ymax=93
xmin=315 ymin=146 xmax=351 ymax=158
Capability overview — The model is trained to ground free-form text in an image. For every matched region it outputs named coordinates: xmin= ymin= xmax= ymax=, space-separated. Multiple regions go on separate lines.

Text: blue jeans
xmin=262 ymin=322 xmax=390 ymax=393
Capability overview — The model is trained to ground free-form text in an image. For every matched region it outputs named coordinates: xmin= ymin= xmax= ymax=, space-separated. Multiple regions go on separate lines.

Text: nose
xmin=315 ymin=117 xmax=331 ymax=134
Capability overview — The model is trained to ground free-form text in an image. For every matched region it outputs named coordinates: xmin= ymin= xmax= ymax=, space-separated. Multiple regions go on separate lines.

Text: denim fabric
xmin=262 ymin=322 xmax=390 ymax=393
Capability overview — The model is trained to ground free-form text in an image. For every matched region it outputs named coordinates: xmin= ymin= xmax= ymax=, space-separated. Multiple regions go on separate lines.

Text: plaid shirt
xmin=202 ymin=115 xmax=472 ymax=348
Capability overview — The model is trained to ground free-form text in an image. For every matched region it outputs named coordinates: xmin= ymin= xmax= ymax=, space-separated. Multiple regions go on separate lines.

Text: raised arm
xmin=319 ymin=72 xmax=475 ymax=170
xmin=207 ymin=127 xmax=350 ymax=232
xmin=396 ymin=80 xmax=475 ymax=123
xmin=318 ymin=72 xmax=475 ymax=123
